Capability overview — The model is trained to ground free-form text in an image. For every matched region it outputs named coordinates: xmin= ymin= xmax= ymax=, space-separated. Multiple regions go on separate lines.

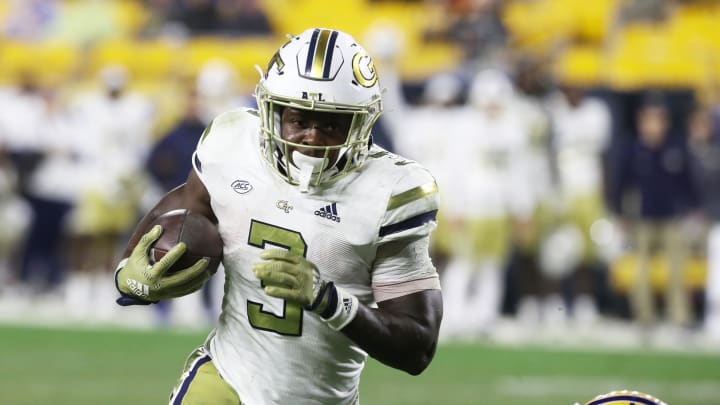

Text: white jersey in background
xmin=192 ymin=109 xmax=440 ymax=404
xmin=547 ymin=92 xmax=610 ymax=200
xmin=539 ymin=92 xmax=612 ymax=320
xmin=0 ymin=87 xmax=47 ymax=152
xmin=443 ymin=105 xmax=534 ymax=221
xmin=513 ymin=95 xmax=553 ymax=209
xmin=70 ymin=90 xmax=155 ymax=185
xmin=391 ymin=106 xmax=459 ymax=193
xmin=437 ymin=68 xmax=536 ymax=339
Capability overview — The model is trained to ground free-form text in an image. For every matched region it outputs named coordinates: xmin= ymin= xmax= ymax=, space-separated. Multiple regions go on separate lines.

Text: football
xmin=148 ymin=209 xmax=223 ymax=275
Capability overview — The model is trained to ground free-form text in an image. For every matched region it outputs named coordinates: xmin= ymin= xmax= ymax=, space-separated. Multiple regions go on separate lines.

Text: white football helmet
xmin=468 ymin=68 xmax=514 ymax=116
xmin=255 ymin=28 xmax=383 ymax=190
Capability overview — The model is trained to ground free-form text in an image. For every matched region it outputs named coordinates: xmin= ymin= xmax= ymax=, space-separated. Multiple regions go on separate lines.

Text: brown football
xmin=149 ymin=209 xmax=223 ymax=275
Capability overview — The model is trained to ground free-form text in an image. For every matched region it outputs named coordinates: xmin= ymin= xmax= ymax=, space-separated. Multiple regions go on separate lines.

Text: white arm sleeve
xmin=371 ymin=235 xmax=440 ymax=303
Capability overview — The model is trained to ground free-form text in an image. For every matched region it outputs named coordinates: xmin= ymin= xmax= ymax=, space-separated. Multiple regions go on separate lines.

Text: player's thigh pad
xmin=169 ymin=346 xmax=241 ymax=405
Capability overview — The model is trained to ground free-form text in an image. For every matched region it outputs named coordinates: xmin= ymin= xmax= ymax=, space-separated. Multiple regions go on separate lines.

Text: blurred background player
xmin=64 ymin=65 xmax=155 ymax=319
xmin=387 ymin=72 xmax=464 ymax=177
xmin=0 ymin=73 xmax=73 ymax=301
xmin=541 ymin=82 xmax=612 ymax=326
xmin=438 ymin=68 xmax=534 ymax=338
xmin=501 ymin=57 xmax=553 ymax=327
xmin=381 ymin=71 xmax=464 ymax=277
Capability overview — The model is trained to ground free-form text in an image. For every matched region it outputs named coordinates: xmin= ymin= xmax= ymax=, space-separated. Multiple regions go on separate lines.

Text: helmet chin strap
xmin=291 ymin=151 xmax=329 ymax=193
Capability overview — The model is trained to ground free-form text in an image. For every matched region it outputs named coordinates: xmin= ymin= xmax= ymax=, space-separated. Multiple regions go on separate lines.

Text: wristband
xmin=322 ymin=285 xmax=359 ymax=331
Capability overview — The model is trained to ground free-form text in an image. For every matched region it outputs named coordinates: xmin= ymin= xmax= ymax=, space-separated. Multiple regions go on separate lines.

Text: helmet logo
xmin=302 ymin=92 xmax=325 ymax=101
xmin=299 ymin=28 xmax=342 ymax=80
xmin=352 ymin=50 xmax=377 ymax=88
xmin=267 ymin=51 xmax=285 ymax=76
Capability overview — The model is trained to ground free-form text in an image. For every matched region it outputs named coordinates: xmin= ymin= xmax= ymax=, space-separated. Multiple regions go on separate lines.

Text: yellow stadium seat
xmin=603 ymin=23 xmax=708 ymax=90
xmin=668 ymin=4 xmax=720 ymax=95
xmin=111 ymin=0 xmax=150 ymax=37
xmin=553 ymin=45 xmax=605 ymax=87
xmin=502 ymin=0 xmax=577 ymax=54
xmin=575 ymin=0 xmax=621 ymax=43
xmin=600 ymin=3 xmax=720 ymax=91
xmin=502 ymin=0 xmax=553 ymax=52
xmin=260 ymin=0 xmax=367 ymax=38
xmin=0 ymin=41 xmax=80 ymax=86
xmin=183 ymin=37 xmax=281 ymax=86
xmin=89 ymin=39 xmax=179 ymax=81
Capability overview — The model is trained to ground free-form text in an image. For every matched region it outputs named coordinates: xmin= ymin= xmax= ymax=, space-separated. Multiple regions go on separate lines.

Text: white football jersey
xmin=192 ymin=108 xmax=439 ymax=404
xmin=442 ymin=106 xmax=534 ymax=220
xmin=547 ymin=93 xmax=610 ymax=198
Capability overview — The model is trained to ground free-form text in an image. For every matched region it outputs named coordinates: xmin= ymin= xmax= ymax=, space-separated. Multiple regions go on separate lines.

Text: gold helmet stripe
xmin=305 ymin=29 xmax=337 ymax=79
xmin=311 ymin=29 xmax=331 ymax=78
xmin=322 ymin=30 xmax=339 ymax=78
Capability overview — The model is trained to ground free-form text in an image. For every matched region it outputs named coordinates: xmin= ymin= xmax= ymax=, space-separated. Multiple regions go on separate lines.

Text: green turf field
xmin=0 ymin=324 xmax=718 ymax=404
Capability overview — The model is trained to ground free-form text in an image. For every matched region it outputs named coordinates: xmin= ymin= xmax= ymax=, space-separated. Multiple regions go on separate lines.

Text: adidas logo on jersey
xmin=314 ymin=202 xmax=341 ymax=223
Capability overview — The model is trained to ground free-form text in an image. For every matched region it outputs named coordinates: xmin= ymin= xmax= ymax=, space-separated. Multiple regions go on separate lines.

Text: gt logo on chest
xmin=276 ymin=200 xmax=293 ymax=213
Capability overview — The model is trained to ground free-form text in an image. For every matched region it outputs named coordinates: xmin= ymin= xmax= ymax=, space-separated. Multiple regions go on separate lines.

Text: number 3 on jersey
xmin=247 ymin=219 xmax=306 ymax=336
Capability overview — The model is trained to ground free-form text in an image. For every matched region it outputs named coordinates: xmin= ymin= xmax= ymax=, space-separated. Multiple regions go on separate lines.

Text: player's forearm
xmin=252 ymin=247 xmax=443 ymax=375
xmin=340 ymin=290 xmax=442 ymax=375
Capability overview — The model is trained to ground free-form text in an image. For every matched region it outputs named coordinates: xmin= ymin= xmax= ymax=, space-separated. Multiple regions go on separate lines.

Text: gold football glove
xmin=115 ymin=225 xmax=209 ymax=305
xmin=252 ymin=249 xmax=358 ymax=330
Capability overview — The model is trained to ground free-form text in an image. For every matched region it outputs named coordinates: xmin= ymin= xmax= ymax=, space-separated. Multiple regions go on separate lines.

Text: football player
xmin=542 ymin=83 xmax=612 ymax=324
xmin=114 ymin=28 xmax=443 ymax=404
xmin=437 ymin=69 xmax=535 ymax=337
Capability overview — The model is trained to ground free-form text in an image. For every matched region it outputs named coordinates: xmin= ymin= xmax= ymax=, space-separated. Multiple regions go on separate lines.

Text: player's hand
xmin=252 ymin=249 xmax=325 ymax=309
xmin=114 ymin=225 xmax=210 ymax=305
xmin=252 ymin=249 xmax=360 ymax=330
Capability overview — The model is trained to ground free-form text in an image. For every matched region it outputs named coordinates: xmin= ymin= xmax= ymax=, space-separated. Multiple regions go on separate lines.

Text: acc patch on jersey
xmin=580 ymin=390 xmax=667 ymax=405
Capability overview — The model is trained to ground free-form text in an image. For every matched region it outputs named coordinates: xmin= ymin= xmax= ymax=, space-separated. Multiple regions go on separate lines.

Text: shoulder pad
xmin=198 ymin=108 xmax=257 ymax=146
xmin=366 ymin=149 xmax=421 ymax=169
xmin=377 ymin=162 xmax=439 ymax=242
xmin=193 ymin=108 xmax=259 ymax=176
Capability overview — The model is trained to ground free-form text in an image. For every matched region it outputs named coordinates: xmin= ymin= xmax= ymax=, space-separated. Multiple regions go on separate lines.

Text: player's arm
xmin=342 ymin=286 xmax=442 ymax=375
xmin=254 ymin=238 xmax=442 ymax=375
xmin=114 ymin=170 xmax=215 ymax=305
